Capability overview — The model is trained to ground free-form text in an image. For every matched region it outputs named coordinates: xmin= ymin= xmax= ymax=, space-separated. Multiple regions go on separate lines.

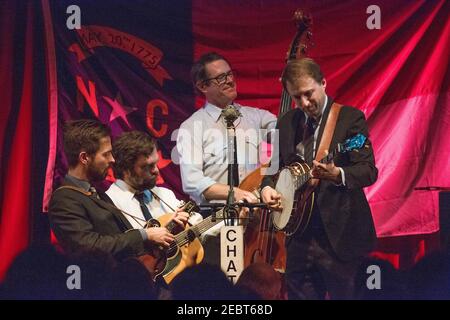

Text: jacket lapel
xmin=94 ymin=193 xmax=135 ymax=231
xmin=61 ymin=178 xmax=134 ymax=231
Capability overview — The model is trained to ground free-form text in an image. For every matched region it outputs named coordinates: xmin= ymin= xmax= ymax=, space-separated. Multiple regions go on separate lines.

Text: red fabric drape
xmin=191 ymin=0 xmax=449 ymax=268
xmin=0 ymin=1 xmax=35 ymax=280
xmin=192 ymin=0 xmax=450 ymax=238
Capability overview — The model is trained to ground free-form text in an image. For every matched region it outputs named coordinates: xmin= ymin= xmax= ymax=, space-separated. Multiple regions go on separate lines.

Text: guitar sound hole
xmin=167 ymin=246 xmax=176 ymax=257
xmin=186 ymin=229 xmax=196 ymax=242
xmin=149 ymin=219 xmax=160 ymax=227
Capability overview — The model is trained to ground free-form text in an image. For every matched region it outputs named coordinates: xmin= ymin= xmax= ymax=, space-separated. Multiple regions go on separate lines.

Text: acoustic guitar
xmin=138 ymin=202 xmax=228 ymax=284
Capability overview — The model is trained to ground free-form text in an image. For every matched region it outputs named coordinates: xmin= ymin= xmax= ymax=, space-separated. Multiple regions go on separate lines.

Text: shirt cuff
xmin=139 ymin=228 xmax=148 ymax=241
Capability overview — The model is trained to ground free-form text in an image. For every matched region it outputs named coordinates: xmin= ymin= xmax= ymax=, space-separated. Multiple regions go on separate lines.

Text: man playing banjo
xmin=261 ymin=58 xmax=378 ymax=300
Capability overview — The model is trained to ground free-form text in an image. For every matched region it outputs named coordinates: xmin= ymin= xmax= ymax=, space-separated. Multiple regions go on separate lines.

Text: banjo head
xmin=273 ymin=168 xmax=296 ymax=230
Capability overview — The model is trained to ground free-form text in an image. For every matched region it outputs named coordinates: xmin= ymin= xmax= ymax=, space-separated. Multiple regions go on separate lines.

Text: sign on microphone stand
xmin=220 ymin=225 xmax=244 ymax=284
xmin=219 ymin=104 xmax=244 ymax=284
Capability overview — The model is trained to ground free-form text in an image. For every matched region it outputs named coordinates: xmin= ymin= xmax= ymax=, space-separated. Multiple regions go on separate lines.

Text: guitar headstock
xmin=286 ymin=9 xmax=313 ymax=61
xmin=178 ymin=200 xmax=199 ymax=215
xmin=338 ymin=133 xmax=367 ymax=153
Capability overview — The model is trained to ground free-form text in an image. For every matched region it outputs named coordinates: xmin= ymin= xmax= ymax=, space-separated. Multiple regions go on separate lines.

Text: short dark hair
xmin=63 ymin=119 xmax=111 ymax=168
xmin=281 ymin=58 xmax=324 ymax=88
xmin=191 ymin=52 xmax=231 ymax=95
xmin=112 ymin=131 xmax=156 ymax=179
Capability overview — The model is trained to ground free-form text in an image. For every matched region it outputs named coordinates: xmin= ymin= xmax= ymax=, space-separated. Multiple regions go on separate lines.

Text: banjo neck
xmin=293 ymin=133 xmax=367 ymax=190
xmin=293 ymin=150 xmax=337 ymax=191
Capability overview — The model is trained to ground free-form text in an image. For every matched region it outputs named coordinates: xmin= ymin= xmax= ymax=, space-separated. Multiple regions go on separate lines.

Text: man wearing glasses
xmin=176 ymin=52 xmax=277 ymax=265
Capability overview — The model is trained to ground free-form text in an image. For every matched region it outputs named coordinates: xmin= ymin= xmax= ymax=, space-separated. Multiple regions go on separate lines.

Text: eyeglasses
xmin=203 ymin=70 xmax=234 ymax=85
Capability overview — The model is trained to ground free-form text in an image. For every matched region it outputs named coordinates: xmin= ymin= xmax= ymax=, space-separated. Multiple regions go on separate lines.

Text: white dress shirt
xmin=176 ymin=102 xmax=276 ymax=237
xmin=176 ymin=102 xmax=277 ymax=204
xmin=106 ymin=179 xmax=202 ymax=230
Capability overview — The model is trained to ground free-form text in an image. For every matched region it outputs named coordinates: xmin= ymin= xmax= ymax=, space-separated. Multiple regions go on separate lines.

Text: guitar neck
xmin=174 ymin=210 xmax=223 ymax=247
xmin=295 ymin=133 xmax=366 ymax=189
xmin=165 ymin=202 xmax=196 ymax=234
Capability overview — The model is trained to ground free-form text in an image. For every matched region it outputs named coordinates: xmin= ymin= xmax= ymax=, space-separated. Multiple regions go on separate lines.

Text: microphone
xmin=221 ymin=105 xmax=242 ymax=126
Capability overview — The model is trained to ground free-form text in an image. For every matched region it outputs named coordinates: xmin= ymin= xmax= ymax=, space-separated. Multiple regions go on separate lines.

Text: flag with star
xmin=44 ymin=0 xmax=194 ymax=203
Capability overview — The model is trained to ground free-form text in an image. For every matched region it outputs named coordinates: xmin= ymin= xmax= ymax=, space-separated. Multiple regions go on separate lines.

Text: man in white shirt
xmin=106 ymin=131 xmax=202 ymax=249
xmin=176 ymin=52 xmax=277 ymax=264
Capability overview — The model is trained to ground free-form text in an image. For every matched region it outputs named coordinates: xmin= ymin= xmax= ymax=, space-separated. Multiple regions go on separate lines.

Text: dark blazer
xmin=48 ymin=177 xmax=146 ymax=260
xmin=262 ymin=97 xmax=378 ymax=261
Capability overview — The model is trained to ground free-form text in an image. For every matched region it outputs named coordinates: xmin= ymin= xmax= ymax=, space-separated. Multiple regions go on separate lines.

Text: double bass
xmin=242 ymin=9 xmax=313 ymax=272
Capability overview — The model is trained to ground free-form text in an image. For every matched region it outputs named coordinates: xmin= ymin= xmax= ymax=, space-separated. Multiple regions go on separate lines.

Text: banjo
xmin=273 ymin=133 xmax=368 ymax=236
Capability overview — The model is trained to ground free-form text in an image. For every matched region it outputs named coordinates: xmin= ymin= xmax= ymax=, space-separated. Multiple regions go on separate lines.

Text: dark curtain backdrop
xmin=0 ymin=0 xmax=448 ymax=279
xmin=0 ymin=0 xmax=49 ymax=280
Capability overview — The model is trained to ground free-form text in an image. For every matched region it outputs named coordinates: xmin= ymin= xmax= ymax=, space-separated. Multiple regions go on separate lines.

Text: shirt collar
xmin=204 ymin=101 xmax=241 ymax=122
xmin=115 ymin=179 xmax=153 ymax=203
xmin=65 ymin=174 xmax=91 ymax=191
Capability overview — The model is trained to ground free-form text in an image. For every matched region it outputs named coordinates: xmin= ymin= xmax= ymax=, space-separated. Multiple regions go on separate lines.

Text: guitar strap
xmin=311 ymin=102 xmax=343 ymax=186
xmin=56 ymin=185 xmax=191 ymax=228
xmin=55 ymin=185 xmax=148 ymax=228
xmin=55 ymin=185 xmax=92 ymax=196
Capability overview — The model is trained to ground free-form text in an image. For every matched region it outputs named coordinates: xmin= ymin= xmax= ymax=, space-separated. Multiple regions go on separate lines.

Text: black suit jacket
xmin=48 ymin=178 xmax=146 ymax=260
xmin=262 ymin=97 xmax=378 ymax=261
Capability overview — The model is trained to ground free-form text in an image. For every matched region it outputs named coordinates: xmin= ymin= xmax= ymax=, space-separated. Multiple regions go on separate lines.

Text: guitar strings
xmin=171 ymin=212 xmax=228 ymax=248
xmin=173 ymin=216 xmax=215 ymax=246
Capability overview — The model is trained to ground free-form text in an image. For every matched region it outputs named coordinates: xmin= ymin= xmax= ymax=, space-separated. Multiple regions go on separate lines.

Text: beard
xmin=128 ymin=172 xmax=157 ymax=192
xmin=87 ymin=162 xmax=109 ymax=182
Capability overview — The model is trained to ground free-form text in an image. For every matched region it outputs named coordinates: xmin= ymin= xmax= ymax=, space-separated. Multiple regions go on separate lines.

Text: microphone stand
xmin=199 ymin=202 xmax=268 ymax=219
xmin=202 ymin=105 xmax=268 ymax=225
xmin=224 ymin=115 xmax=238 ymax=226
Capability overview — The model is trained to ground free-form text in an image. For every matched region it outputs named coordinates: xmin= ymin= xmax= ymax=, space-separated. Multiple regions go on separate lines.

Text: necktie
xmin=303 ymin=117 xmax=318 ymax=165
xmin=135 ymin=192 xmax=153 ymax=221
xmin=89 ymin=186 xmax=100 ymax=199
xmin=227 ymin=134 xmax=239 ymax=187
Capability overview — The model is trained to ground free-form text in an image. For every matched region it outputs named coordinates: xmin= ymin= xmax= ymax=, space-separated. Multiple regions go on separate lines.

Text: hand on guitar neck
xmin=144 ymin=203 xmax=191 ymax=248
xmin=169 ymin=208 xmax=190 ymax=228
